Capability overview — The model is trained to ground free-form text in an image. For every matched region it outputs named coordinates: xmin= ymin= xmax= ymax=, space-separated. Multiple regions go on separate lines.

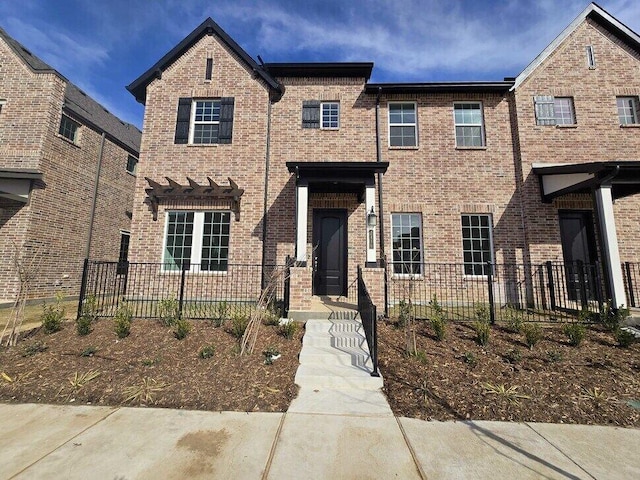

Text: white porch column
xmin=295 ymin=183 xmax=309 ymax=264
xmin=595 ymin=185 xmax=626 ymax=308
xmin=365 ymin=184 xmax=377 ymax=266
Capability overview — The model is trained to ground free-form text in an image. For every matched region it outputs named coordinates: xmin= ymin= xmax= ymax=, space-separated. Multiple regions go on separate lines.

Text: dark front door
xmin=312 ymin=209 xmax=347 ymax=296
xmin=558 ymin=210 xmax=598 ymax=302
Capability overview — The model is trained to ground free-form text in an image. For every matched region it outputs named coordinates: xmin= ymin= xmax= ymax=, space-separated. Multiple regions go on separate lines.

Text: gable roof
xmin=0 ymin=25 xmax=141 ymax=154
xmin=513 ymin=2 xmax=640 ymax=89
xmin=127 ymin=17 xmax=283 ymax=104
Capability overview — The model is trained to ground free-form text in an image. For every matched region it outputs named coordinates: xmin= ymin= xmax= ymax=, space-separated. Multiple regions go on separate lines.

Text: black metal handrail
xmin=386 ymin=261 xmax=605 ymax=322
xmin=77 ymin=261 xmax=288 ymax=319
xmin=357 ymin=265 xmax=379 ymax=377
xmin=623 ymin=262 xmax=640 ymax=308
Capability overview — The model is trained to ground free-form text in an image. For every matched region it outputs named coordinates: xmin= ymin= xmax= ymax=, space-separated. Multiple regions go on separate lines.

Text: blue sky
xmin=2 ymin=0 xmax=639 ymax=129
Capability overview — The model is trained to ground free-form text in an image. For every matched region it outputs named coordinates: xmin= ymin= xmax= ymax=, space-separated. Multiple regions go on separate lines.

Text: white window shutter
xmin=534 ymin=95 xmax=555 ymax=126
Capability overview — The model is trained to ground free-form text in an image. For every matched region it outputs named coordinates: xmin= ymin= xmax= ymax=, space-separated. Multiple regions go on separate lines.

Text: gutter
xmin=261 ymin=97 xmax=273 ymax=288
xmin=375 ymin=86 xmax=389 ymax=317
xmin=85 ymin=132 xmax=106 ymax=258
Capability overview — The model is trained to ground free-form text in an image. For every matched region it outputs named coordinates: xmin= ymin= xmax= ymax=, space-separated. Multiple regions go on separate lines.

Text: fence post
xmin=595 ymin=262 xmax=605 ymax=314
xmin=371 ymin=304 xmax=379 ymax=377
xmin=178 ymin=261 xmax=189 ymax=319
xmin=577 ymin=260 xmax=588 ymax=310
xmin=76 ymin=258 xmax=90 ymax=320
xmin=625 ymin=262 xmax=635 ymax=307
xmin=487 ymin=262 xmax=495 ymax=324
xmin=546 ymin=261 xmax=556 ymax=311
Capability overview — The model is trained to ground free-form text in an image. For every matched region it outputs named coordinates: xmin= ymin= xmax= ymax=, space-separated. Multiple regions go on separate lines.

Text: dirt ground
xmin=378 ymin=319 xmax=640 ymax=426
xmin=0 ymin=318 xmax=302 ymax=412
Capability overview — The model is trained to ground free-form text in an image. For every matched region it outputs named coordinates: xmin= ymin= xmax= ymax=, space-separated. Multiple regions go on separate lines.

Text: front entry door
xmin=312 ymin=209 xmax=347 ymax=296
xmin=558 ymin=210 xmax=598 ymax=301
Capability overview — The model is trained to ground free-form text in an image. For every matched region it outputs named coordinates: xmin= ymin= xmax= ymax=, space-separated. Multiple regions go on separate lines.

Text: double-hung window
xmin=59 ymin=114 xmax=80 ymax=143
xmin=321 ymin=102 xmax=340 ymax=129
xmin=191 ymin=100 xmax=221 ymax=144
xmin=533 ymin=96 xmax=576 ymax=125
xmin=454 ymin=102 xmax=485 ymax=147
xmin=461 ymin=214 xmax=494 ymax=276
xmin=617 ymin=96 xmax=640 ymax=125
xmin=391 ymin=213 xmax=422 ymax=274
xmin=126 ymin=155 xmax=138 ymax=175
xmin=163 ymin=211 xmax=230 ymax=272
xmin=389 ymin=102 xmax=417 ymax=147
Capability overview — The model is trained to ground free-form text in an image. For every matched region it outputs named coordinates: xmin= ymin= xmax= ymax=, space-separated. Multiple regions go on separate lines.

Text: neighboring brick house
xmin=0 ymin=27 xmax=141 ymax=301
xmin=125 ymin=3 xmax=640 ymax=316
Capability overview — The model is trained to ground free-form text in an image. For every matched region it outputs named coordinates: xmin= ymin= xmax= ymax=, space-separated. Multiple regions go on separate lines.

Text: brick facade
xmin=0 ymin=32 xmax=139 ymax=301
xmin=127 ymin=8 xmax=640 ymax=312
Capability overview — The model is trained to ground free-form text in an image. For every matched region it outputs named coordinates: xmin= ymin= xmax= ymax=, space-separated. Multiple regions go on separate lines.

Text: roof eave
xmin=364 ymin=82 xmax=514 ymax=94
xmin=127 ymin=18 xmax=282 ymax=104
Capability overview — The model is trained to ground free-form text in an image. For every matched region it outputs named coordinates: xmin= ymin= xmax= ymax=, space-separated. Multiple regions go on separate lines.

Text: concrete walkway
xmin=2 ymin=403 xmax=639 ymax=479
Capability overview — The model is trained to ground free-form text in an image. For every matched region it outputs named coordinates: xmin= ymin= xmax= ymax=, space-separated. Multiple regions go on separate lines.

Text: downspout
xmin=85 ymin=132 xmax=106 ymax=259
xmin=261 ymin=97 xmax=273 ymax=289
xmin=375 ymin=86 xmax=388 ymax=316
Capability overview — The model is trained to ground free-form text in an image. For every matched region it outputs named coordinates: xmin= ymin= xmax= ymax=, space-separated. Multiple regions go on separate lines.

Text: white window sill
xmin=392 ymin=274 xmax=424 ymax=280
xmin=187 ymin=143 xmax=219 ymax=147
xmin=320 ymin=127 xmax=340 ymax=131
xmin=455 ymin=146 xmax=487 ymax=150
xmin=555 ymin=124 xmax=577 ymax=129
xmin=160 ymin=269 xmax=228 ymax=275
xmin=620 ymin=123 xmax=640 ymax=128
xmin=388 ymin=145 xmax=419 ymax=150
xmin=126 ymin=170 xmax=137 ymax=177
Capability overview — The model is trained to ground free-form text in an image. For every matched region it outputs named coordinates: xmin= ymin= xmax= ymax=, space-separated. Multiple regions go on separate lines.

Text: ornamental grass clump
xmin=563 ymin=322 xmax=586 ymax=347
xmin=522 ymin=322 xmax=542 ymax=349
xmin=428 ymin=295 xmax=447 ymax=341
xmin=472 ymin=304 xmax=491 ymax=346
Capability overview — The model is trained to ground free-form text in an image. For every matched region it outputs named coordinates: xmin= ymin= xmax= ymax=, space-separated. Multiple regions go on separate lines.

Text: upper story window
xmin=163 ymin=210 xmax=231 ymax=272
xmin=174 ymin=97 xmax=234 ymax=145
xmin=59 ymin=114 xmax=80 ymax=143
xmin=321 ymin=102 xmax=340 ymax=129
xmin=454 ymin=102 xmax=485 ymax=147
xmin=389 ymin=102 xmax=417 ymax=147
xmin=617 ymin=96 xmax=639 ymax=125
xmin=533 ymin=96 xmax=576 ymax=126
xmin=126 ymin=155 xmax=138 ymax=175
xmin=0 ymin=99 xmax=5 ymax=114
xmin=391 ymin=213 xmax=422 ymax=275
xmin=586 ymin=45 xmax=596 ymax=69
xmin=461 ymin=214 xmax=493 ymax=276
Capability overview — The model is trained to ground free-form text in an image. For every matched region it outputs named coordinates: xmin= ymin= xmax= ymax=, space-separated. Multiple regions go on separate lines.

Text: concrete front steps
xmin=288 ymin=317 xmax=392 ymax=416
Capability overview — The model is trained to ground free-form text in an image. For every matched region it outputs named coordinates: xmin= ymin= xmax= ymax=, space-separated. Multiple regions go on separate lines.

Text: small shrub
xmin=462 ymin=351 xmax=477 ymax=367
xmin=173 ymin=318 xmax=192 ymax=340
xmin=41 ymin=295 xmax=65 ymax=334
xmin=503 ymin=348 xmax=522 ymax=364
xmin=504 ymin=306 xmax=524 ymax=333
xmin=599 ymin=303 xmax=629 ymax=332
xmin=474 ymin=304 xmax=490 ymax=324
xmin=429 ymin=294 xmax=444 ymax=316
xmin=429 ymin=316 xmax=447 ymax=342
xmin=482 ymin=382 xmax=530 ymax=406
xmin=263 ymin=346 xmax=280 ymax=365
xmin=227 ymin=313 xmax=249 ymax=339
xmin=397 ymin=300 xmax=411 ymax=328
xmin=522 ymin=322 xmax=542 ymax=349
xmin=76 ymin=315 xmax=92 ymax=336
xmin=278 ymin=320 xmax=299 ymax=339
xmin=472 ymin=320 xmax=490 ymax=346
xmin=80 ymin=346 xmax=97 ymax=357
xmin=546 ymin=350 xmax=563 ymax=363
xmin=81 ymin=294 xmax=99 ymax=320
xmin=158 ymin=297 xmax=180 ymax=327
xmin=114 ymin=303 xmax=133 ymax=339
xmin=563 ymin=322 xmax=586 ymax=347
xmin=614 ymin=328 xmax=636 ymax=348
xmin=410 ymin=349 xmax=428 ymax=364
xmin=212 ymin=301 xmax=229 ymax=328
xmin=22 ymin=341 xmax=48 ymax=357
xmin=199 ymin=344 xmax=216 ymax=359
xmin=262 ymin=308 xmax=280 ymax=326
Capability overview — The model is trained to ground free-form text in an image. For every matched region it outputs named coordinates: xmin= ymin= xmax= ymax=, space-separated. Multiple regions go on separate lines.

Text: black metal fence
xmin=623 ymin=262 xmax=640 ymax=308
xmin=77 ymin=260 xmax=288 ymax=319
xmin=386 ymin=261 xmax=606 ymax=323
xmin=357 ymin=266 xmax=379 ymax=377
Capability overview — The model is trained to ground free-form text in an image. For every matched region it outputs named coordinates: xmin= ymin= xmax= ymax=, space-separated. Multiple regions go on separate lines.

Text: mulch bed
xmin=0 ymin=318 xmax=302 ymax=412
xmin=379 ymin=319 xmax=640 ymax=426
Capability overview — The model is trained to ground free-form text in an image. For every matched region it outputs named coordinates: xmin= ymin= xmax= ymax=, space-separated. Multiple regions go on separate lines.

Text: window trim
xmin=189 ymin=99 xmax=221 ymax=145
xmin=461 ymin=213 xmax=495 ymax=278
xmin=320 ymin=101 xmax=340 ymax=130
xmin=453 ymin=101 xmax=485 ymax=148
xmin=117 ymin=230 xmax=131 ymax=275
xmin=388 ymin=101 xmax=418 ymax=148
xmin=126 ymin=154 xmax=138 ymax=175
xmin=390 ymin=212 xmax=423 ymax=277
xmin=616 ymin=96 xmax=640 ymax=125
xmin=161 ymin=210 xmax=231 ymax=273
xmin=553 ymin=97 xmax=576 ymax=126
xmin=58 ymin=113 xmax=80 ymax=144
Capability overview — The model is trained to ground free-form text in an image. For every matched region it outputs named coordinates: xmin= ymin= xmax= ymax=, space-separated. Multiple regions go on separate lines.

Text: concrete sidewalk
xmin=2 ymin=403 xmax=639 ymax=479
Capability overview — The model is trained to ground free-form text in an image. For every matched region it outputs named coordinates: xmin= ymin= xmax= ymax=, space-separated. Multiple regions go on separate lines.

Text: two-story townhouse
xmin=123 ymin=3 xmax=640 ymax=318
xmin=0 ymin=26 xmax=141 ymax=301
